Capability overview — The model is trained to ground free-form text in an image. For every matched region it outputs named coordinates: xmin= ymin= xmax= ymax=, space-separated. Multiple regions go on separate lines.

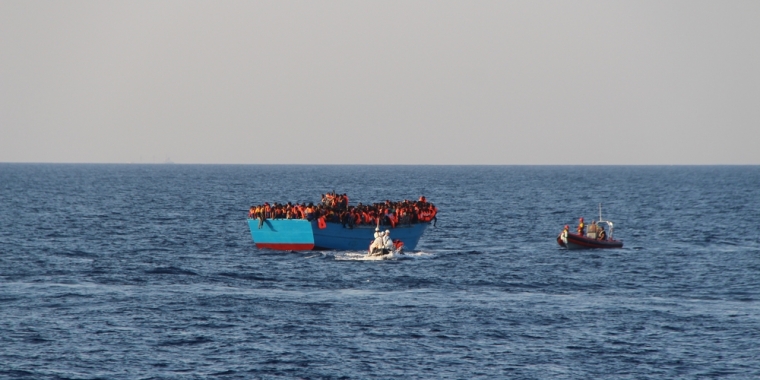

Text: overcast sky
xmin=1 ymin=1 xmax=758 ymax=164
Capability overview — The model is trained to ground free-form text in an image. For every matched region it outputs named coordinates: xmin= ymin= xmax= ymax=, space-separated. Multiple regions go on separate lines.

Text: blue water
xmin=1 ymin=164 xmax=759 ymax=379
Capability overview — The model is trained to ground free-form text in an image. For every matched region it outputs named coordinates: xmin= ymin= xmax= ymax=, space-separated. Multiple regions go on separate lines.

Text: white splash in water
xmin=329 ymin=250 xmax=437 ymax=261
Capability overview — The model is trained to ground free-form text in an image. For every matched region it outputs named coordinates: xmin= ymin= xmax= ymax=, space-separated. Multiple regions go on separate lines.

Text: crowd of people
xmin=248 ymin=192 xmax=437 ymax=229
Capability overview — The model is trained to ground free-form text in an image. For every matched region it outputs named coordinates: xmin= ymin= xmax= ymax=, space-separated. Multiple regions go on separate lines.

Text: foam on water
xmin=329 ymin=250 xmax=436 ymax=261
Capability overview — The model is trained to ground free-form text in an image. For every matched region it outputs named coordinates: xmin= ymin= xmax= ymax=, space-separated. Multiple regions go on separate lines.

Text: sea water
xmin=1 ymin=164 xmax=759 ymax=379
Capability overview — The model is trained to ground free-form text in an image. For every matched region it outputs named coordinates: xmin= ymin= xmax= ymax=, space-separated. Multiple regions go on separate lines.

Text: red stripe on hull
xmin=560 ymin=233 xmax=623 ymax=249
xmin=256 ymin=243 xmax=315 ymax=251
xmin=568 ymin=240 xmax=622 ymax=249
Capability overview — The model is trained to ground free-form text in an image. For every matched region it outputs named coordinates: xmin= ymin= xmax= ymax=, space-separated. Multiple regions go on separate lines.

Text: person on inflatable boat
xmin=382 ymin=230 xmax=394 ymax=251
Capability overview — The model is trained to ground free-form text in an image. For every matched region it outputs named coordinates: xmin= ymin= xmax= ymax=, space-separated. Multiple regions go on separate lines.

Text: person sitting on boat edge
xmin=577 ymin=217 xmax=585 ymax=236
xmin=257 ymin=204 xmax=267 ymax=229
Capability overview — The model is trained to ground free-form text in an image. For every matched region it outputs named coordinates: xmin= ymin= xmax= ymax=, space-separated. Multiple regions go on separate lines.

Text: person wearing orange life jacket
xmin=577 ymin=217 xmax=585 ymax=236
xmin=293 ymin=205 xmax=301 ymax=219
xmin=304 ymin=204 xmax=314 ymax=221
xmin=366 ymin=210 xmax=374 ymax=225
xmin=418 ymin=208 xmax=429 ymax=222
xmin=273 ymin=205 xmax=281 ymax=219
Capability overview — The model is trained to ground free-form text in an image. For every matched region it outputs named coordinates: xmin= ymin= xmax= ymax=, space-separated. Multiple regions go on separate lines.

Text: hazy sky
xmin=1 ymin=1 xmax=758 ymax=164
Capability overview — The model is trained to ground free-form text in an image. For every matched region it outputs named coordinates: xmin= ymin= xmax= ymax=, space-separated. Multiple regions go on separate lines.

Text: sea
xmin=1 ymin=164 xmax=759 ymax=379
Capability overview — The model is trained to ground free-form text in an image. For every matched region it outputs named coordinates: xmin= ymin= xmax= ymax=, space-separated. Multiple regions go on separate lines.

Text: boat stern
xmin=247 ymin=219 xmax=315 ymax=250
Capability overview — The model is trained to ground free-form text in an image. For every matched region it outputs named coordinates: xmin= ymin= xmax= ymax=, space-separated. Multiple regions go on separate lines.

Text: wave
xmin=145 ymin=267 xmax=198 ymax=276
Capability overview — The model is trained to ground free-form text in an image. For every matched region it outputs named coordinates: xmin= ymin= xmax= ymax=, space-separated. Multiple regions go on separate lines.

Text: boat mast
xmin=599 ymin=203 xmax=614 ymax=239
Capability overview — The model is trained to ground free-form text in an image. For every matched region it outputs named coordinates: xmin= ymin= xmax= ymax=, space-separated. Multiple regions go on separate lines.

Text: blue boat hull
xmin=247 ymin=219 xmax=315 ymax=250
xmin=313 ymin=222 xmax=429 ymax=251
xmin=248 ymin=219 xmax=430 ymax=251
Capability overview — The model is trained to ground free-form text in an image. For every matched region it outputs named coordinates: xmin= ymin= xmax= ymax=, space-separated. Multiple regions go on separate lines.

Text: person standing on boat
xmin=382 ymin=230 xmax=394 ymax=251
xmin=598 ymin=226 xmax=606 ymax=240
xmin=577 ymin=217 xmax=585 ymax=236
